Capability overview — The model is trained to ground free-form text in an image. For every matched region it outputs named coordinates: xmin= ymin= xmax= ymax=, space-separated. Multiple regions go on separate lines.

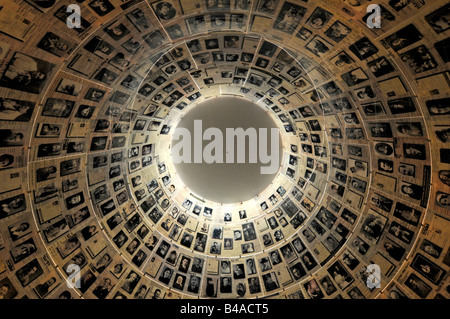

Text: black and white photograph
xmin=41 ymin=98 xmax=75 ymax=118
xmin=305 ymin=36 xmax=331 ymax=57
xmin=0 ymin=194 xmax=27 ymax=219
xmin=349 ymin=37 xmax=379 ymax=61
xmin=404 ymin=273 xmax=432 ymax=298
xmin=15 ymin=258 xmax=44 ymax=287
xmin=400 ymin=45 xmax=437 ymax=74
xmin=152 ymin=1 xmax=178 ymax=21
xmin=37 ymin=32 xmax=72 ymax=57
xmin=306 ymin=7 xmax=333 ymax=30
xmin=0 ymin=52 xmax=55 ymax=94
xmin=325 ymin=21 xmax=351 ymax=43
xmin=341 ymin=68 xmax=368 ymax=87
xmin=273 ymin=2 xmax=306 ymax=33
xmin=88 ymin=0 xmax=115 ymax=16
xmin=384 ymin=24 xmax=423 ymax=52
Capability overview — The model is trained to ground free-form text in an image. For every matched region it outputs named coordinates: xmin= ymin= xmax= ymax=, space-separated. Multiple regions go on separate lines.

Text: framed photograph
xmin=374 ymin=142 xmax=394 ymax=157
xmin=55 ymin=78 xmax=83 ymax=96
xmin=404 ymin=273 xmax=431 ymax=298
xmin=351 ymin=236 xmax=370 ymax=255
xmin=273 ymin=2 xmax=306 ymax=33
xmin=341 ymin=68 xmax=368 ymax=87
xmin=65 ymin=192 xmax=85 ymax=210
xmin=262 ymin=272 xmax=279 ymax=292
xmin=151 ymin=0 xmax=178 ymax=21
xmin=0 ymin=5 xmax=35 ymax=41
xmin=143 ymin=30 xmax=168 ymax=49
xmin=0 ymin=277 xmax=18 ymax=299
xmin=41 ymin=98 xmax=75 ymax=118
xmin=380 ymin=237 xmax=406 ymax=262
xmin=325 ymin=21 xmax=351 ymax=43
xmin=33 ymin=272 xmax=61 ymax=298
xmin=94 ymin=68 xmax=118 ymax=86
xmin=0 ymin=129 xmax=25 ymax=147
xmin=104 ymin=22 xmax=130 ymax=41
xmin=384 ymin=24 xmax=423 ymax=52
xmin=425 ymin=3 xmax=450 ymax=34
xmin=230 ymin=13 xmax=246 ymax=30
xmin=0 ymin=52 xmax=55 ymax=94
xmin=305 ymin=36 xmax=331 ymax=58
xmin=319 ymin=276 xmax=337 ymax=296
xmin=419 ymin=239 xmax=443 ymax=259
xmin=185 ymin=15 xmax=207 ymax=34
xmin=359 ymin=210 xmax=388 ymax=244
xmin=54 ymin=5 xmax=91 ymax=33
xmin=33 ymin=183 xmax=60 ymax=204
xmin=15 ymin=258 xmax=43 ymax=287
xmin=306 ymin=7 xmax=333 ymax=30
xmin=369 ymin=122 xmax=393 ymax=138
xmin=367 ymin=57 xmax=395 ymax=78
xmin=0 ymin=98 xmax=35 ymax=122
xmin=388 ymin=221 xmax=414 ymax=244
xmin=411 ymin=254 xmax=446 ymax=284
xmin=327 ymin=260 xmax=354 ymax=290
xmin=370 ymin=192 xmax=393 ymax=213
xmin=121 ymin=37 xmax=141 ymax=54
xmin=330 ymin=51 xmax=354 ymax=68
xmin=426 ymin=98 xmax=450 ymax=116
xmin=400 ymin=45 xmax=437 ymax=74
xmin=256 ymin=0 xmax=280 ymax=14
xmin=37 ymin=32 xmax=72 ymax=57
xmin=84 ymin=36 xmax=114 ymax=57
xmin=0 ymin=194 xmax=26 ymax=219
xmin=399 ymin=181 xmax=423 ymax=202
xmin=360 ymin=101 xmax=385 ymax=117
xmin=403 ymin=143 xmax=426 ymax=160
xmin=349 ymin=37 xmax=378 ymax=61
xmin=126 ymin=8 xmax=151 ymax=32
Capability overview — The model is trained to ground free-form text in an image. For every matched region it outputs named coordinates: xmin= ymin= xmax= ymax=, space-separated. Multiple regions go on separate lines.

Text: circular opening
xmin=171 ymin=96 xmax=283 ymax=204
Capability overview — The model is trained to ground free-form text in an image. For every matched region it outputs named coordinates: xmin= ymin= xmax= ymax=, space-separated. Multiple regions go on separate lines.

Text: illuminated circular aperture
xmin=171 ymin=96 xmax=283 ymax=204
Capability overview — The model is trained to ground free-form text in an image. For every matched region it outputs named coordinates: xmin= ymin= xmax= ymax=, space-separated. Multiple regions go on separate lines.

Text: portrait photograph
xmin=0 ymin=193 xmax=26 ymax=220
xmin=327 ymin=260 xmax=353 ymax=290
xmin=306 ymin=7 xmax=333 ymax=30
xmin=41 ymin=98 xmax=75 ymax=118
xmin=305 ymin=36 xmax=331 ymax=58
xmin=0 ymin=277 xmax=18 ymax=299
xmin=126 ymin=8 xmax=151 ymax=32
xmin=152 ymin=1 xmax=178 ymax=21
xmin=0 ymin=98 xmax=35 ymax=122
xmin=37 ymin=32 xmax=72 ymax=57
xmin=0 ymin=129 xmax=25 ymax=147
xmin=0 ymin=52 xmax=55 ymax=94
xmin=273 ymin=2 xmax=306 ymax=33
xmin=33 ymin=183 xmax=60 ymax=204
xmin=384 ymin=24 xmax=423 ymax=52
xmin=424 ymin=3 xmax=450 ymax=34
xmin=325 ymin=21 xmax=351 ymax=43
xmin=349 ymin=37 xmax=378 ymax=61
xmin=404 ymin=273 xmax=431 ymax=298
xmin=400 ymin=45 xmax=437 ymax=74
xmin=15 ymin=258 xmax=43 ymax=287
xmin=359 ymin=210 xmax=388 ymax=244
